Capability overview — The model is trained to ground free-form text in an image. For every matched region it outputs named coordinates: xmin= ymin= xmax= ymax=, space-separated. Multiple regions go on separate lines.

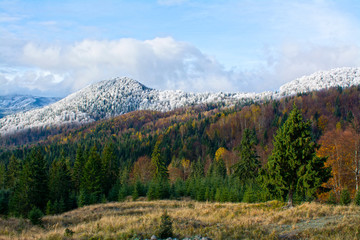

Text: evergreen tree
xmin=156 ymin=210 xmax=173 ymax=238
xmin=48 ymin=154 xmax=72 ymax=211
xmin=45 ymin=200 xmax=53 ymax=215
xmin=81 ymin=145 xmax=103 ymax=202
xmin=101 ymin=143 xmax=118 ymax=195
xmin=0 ymin=162 xmax=5 ymax=189
xmin=27 ymin=148 xmax=48 ymax=210
xmin=9 ymin=148 xmax=48 ymax=216
xmin=5 ymin=155 xmax=20 ymax=189
xmin=0 ymin=189 xmax=10 ymax=215
xmin=151 ymin=140 xmax=168 ymax=180
xmin=340 ymin=189 xmax=351 ymax=206
xmin=190 ymin=158 xmax=204 ymax=179
xmin=212 ymin=159 xmax=227 ymax=179
xmin=72 ymin=145 xmax=85 ymax=192
xmin=232 ymin=128 xmax=260 ymax=183
xmin=264 ymin=105 xmax=331 ymax=207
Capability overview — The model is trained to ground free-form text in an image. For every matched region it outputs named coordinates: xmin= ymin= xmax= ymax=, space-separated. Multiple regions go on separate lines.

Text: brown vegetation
xmin=1 ymin=200 xmax=360 ymax=239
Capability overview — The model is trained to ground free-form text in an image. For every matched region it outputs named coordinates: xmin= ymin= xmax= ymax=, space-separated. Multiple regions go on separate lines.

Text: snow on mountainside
xmin=0 ymin=67 xmax=359 ymax=136
xmin=0 ymin=95 xmax=61 ymax=118
xmin=279 ymin=67 xmax=360 ymax=96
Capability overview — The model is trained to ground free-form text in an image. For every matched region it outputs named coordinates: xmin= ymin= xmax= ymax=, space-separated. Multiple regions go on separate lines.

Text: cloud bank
xmin=0 ymin=37 xmax=245 ymax=97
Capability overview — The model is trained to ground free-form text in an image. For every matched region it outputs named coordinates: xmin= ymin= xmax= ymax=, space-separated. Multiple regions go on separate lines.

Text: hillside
xmin=0 ymin=200 xmax=359 ymax=240
xmin=1 ymin=67 xmax=359 ymax=136
xmin=0 ymin=80 xmax=359 ymax=235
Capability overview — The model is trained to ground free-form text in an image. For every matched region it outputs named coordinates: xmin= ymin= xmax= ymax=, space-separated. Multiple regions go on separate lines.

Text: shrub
xmin=28 ymin=206 xmax=44 ymax=225
xmin=354 ymin=191 xmax=360 ymax=206
xmin=156 ymin=210 xmax=173 ymax=238
xmin=327 ymin=191 xmax=337 ymax=205
xmin=340 ymin=189 xmax=351 ymax=206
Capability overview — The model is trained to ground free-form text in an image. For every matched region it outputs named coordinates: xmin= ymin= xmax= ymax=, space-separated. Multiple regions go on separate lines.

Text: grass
xmin=1 ymin=199 xmax=360 ymax=239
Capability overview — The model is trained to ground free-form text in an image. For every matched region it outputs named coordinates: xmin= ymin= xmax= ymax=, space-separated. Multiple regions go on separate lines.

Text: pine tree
xmin=190 ymin=158 xmax=204 ymax=179
xmin=264 ymin=105 xmax=331 ymax=207
xmin=0 ymin=163 xmax=5 ymax=189
xmin=151 ymin=140 xmax=168 ymax=181
xmin=212 ymin=159 xmax=227 ymax=179
xmin=232 ymin=128 xmax=260 ymax=183
xmin=27 ymin=148 xmax=48 ymax=210
xmin=5 ymin=155 xmax=20 ymax=189
xmin=156 ymin=210 xmax=173 ymax=238
xmin=101 ymin=143 xmax=118 ymax=195
xmin=72 ymin=145 xmax=85 ymax=192
xmin=81 ymin=146 xmax=103 ymax=202
xmin=48 ymin=154 xmax=72 ymax=210
xmin=340 ymin=188 xmax=351 ymax=206
xmin=9 ymin=148 xmax=48 ymax=216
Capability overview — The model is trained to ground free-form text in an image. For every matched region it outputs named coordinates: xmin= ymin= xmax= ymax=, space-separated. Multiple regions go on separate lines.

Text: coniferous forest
xmin=0 ymin=85 xmax=360 ymax=219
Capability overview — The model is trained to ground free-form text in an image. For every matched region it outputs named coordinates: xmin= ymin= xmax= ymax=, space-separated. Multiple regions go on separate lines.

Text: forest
xmin=0 ymin=85 xmax=359 ymax=220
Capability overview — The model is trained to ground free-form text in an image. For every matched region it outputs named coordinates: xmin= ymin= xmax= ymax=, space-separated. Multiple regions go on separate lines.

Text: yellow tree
xmin=318 ymin=128 xmax=360 ymax=198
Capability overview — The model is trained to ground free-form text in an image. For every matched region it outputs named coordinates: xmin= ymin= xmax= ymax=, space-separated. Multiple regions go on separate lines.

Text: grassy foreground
xmin=1 ymin=199 xmax=360 ymax=240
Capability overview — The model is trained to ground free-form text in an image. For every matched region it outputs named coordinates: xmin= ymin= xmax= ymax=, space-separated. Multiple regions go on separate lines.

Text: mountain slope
xmin=0 ymin=95 xmax=61 ymax=118
xmin=0 ymin=67 xmax=359 ymax=136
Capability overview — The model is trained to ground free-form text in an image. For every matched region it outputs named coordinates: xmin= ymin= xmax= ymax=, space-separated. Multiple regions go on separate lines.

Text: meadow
xmin=1 ymin=199 xmax=359 ymax=240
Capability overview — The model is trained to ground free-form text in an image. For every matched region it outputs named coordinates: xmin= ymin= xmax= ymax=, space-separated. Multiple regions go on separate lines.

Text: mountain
xmin=0 ymin=95 xmax=61 ymax=118
xmin=279 ymin=67 xmax=360 ymax=96
xmin=0 ymin=67 xmax=359 ymax=136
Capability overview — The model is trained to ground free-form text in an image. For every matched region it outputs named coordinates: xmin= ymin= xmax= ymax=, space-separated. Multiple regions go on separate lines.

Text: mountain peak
xmin=93 ymin=77 xmax=151 ymax=92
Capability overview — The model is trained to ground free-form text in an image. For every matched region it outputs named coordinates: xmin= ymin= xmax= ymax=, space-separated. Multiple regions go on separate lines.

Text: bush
xmin=327 ymin=191 xmax=337 ymax=205
xmin=340 ymin=189 xmax=351 ymax=206
xmin=354 ymin=191 xmax=360 ymax=206
xmin=156 ymin=210 xmax=173 ymax=238
xmin=28 ymin=207 xmax=44 ymax=225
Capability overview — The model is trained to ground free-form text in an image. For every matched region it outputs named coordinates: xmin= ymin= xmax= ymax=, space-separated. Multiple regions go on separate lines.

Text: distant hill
xmin=0 ymin=95 xmax=61 ymax=118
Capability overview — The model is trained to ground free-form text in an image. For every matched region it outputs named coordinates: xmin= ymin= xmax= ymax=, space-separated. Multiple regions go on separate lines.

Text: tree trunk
xmin=287 ymin=189 xmax=294 ymax=208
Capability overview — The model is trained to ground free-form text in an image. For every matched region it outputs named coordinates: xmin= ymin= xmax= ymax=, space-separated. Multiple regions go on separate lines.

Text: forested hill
xmin=0 ymin=83 xmax=359 ymax=217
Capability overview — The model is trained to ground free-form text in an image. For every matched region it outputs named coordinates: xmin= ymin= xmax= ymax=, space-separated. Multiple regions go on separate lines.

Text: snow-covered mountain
xmin=0 ymin=95 xmax=61 ymax=118
xmin=0 ymin=67 xmax=359 ymax=136
xmin=279 ymin=67 xmax=360 ymax=96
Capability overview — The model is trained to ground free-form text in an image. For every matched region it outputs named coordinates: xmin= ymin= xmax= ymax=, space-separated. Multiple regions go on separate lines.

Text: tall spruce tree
xmin=232 ymin=128 xmax=259 ymax=183
xmin=9 ymin=148 xmax=48 ymax=216
xmin=72 ymin=145 xmax=85 ymax=192
xmin=48 ymin=154 xmax=72 ymax=211
xmin=151 ymin=139 xmax=168 ymax=180
xmin=5 ymin=155 xmax=20 ymax=189
xmin=264 ymin=105 xmax=331 ymax=207
xmin=101 ymin=143 xmax=118 ymax=195
xmin=81 ymin=145 xmax=103 ymax=202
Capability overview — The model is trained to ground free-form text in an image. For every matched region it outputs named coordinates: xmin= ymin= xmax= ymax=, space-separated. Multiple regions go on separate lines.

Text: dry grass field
xmin=1 ymin=199 xmax=360 ymax=240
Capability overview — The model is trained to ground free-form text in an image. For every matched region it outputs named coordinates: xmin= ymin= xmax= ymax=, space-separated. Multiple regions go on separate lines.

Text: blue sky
xmin=0 ymin=0 xmax=360 ymax=97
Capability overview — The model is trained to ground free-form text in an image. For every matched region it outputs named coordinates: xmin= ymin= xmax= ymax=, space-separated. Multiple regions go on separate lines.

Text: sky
xmin=0 ymin=0 xmax=360 ymax=97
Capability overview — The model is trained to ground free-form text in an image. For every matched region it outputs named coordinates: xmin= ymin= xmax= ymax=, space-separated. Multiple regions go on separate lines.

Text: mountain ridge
xmin=0 ymin=67 xmax=359 ymax=136
xmin=0 ymin=95 xmax=61 ymax=118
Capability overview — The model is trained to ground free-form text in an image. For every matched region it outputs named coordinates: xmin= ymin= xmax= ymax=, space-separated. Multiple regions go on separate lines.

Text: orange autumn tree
xmin=130 ymin=156 xmax=155 ymax=183
xmin=317 ymin=127 xmax=360 ymax=198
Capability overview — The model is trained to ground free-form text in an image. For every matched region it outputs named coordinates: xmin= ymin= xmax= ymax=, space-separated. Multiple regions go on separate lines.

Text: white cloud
xmin=0 ymin=37 xmax=246 ymax=96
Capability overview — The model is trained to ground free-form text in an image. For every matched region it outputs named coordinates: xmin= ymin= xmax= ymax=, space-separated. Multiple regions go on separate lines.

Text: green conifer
xmin=232 ymin=128 xmax=259 ymax=183
xmin=264 ymin=105 xmax=331 ymax=207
